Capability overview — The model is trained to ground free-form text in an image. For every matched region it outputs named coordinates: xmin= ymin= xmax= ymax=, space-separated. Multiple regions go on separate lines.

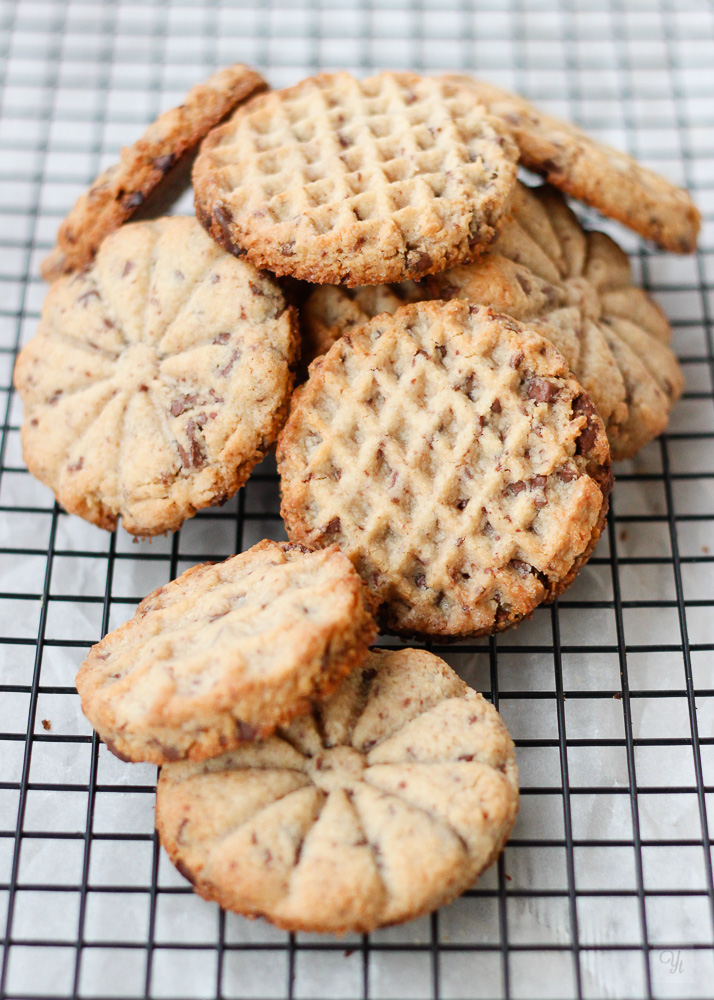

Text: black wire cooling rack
xmin=0 ymin=1 xmax=713 ymax=998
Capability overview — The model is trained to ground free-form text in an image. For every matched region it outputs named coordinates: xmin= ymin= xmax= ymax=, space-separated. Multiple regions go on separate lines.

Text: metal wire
xmin=0 ymin=0 xmax=713 ymax=997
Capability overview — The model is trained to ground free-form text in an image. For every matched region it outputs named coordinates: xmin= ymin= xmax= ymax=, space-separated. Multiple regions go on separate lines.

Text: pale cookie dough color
xmin=156 ymin=647 xmax=519 ymax=933
xmin=15 ymin=217 xmax=298 ymax=536
xmin=278 ymin=300 xmax=612 ymax=638
xmin=445 ymin=75 xmax=700 ymax=254
xmin=41 ymin=64 xmax=267 ymax=281
xmin=77 ymin=541 xmax=376 ymax=765
xmin=193 ymin=71 xmax=519 ymax=286
xmin=428 ymin=183 xmax=684 ymax=460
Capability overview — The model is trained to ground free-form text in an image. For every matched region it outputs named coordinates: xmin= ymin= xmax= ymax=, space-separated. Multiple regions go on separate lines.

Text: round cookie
xmin=41 ymin=64 xmax=267 ymax=282
xmin=16 ymin=216 xmax=298 ymax=536
xmin=156 ymin=646 xmax=519 ymax=933
xmin=278 ymin=299 xmax=613 ymax=638
xmin=428 ymin=183 xmax=684 ymax=460
xmin=193 ymin=71 xmax=519 ymax=286
xmin=77 ymin=540 xmax=376 ymax=765
xmin=444 ymin=75 xmax=700 ymax=254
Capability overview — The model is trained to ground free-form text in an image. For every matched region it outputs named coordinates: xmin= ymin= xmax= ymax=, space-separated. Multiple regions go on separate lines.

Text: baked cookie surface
xmin=278 ymin=299 xmax=612 ymax=638
xmin=428 ymin=183 xmax=684 ymax=460
xmin=16 ymin=217 xmax=298 ymax=536
xmin=77 ymin=540 xmax=376 ymax=765
xmin=445 ymin=75 xmax=700 ymax=254
xmin=193 ymin=71 xmax=519 ymax=286
xmin=42 ymin=63 xmax=267 ymax=281
xmin=156 ymin=647 xmax=519 ymax=933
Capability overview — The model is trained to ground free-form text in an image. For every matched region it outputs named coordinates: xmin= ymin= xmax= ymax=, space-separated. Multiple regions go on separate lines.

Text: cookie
xmin=156 ymin=646 xmax=519 ymax=933
xmin=76 ymin=540 xmax=376 ymax=765
xmin=41 ymin=64 xmax=267 ymax=281
xmin=428 ymin=183 xmax=684 ymax=460
xmin=300 ymin=279 xmax=427 ymax=366
xmin=16 ymin=217 xmax=298 ymax=536
xmin=445 ymin=75 xmax=700 ymax=254
xmin=278 ymin=299 xmax=612 ymax=638
xmin=193 ymin=71 xmax=519 ymax=286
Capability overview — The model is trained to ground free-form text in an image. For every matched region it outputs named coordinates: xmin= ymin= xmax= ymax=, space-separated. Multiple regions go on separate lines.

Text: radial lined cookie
xmin=278 ymin=299 xmax=612 ymax=638
xmin=16 ymin=217 xmax=298 ymax=536
xmin=193 ymin=71 xmax=519 ymax=286
xmin=77 ymin=540 xmax=377 ymax=765
xmin=444 ymin=75 xmax=700 ymax=254
xmin=156 ymin=647 xmax=519 ymax=933
xmin=41 ymin=64 xmax=267 ymax=281
xmin=428 ymin=182 xmax=684 ymax=460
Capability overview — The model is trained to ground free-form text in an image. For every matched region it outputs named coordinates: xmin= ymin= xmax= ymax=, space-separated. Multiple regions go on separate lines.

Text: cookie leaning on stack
xmin=278 ymin=299 xmax=612 ymax=637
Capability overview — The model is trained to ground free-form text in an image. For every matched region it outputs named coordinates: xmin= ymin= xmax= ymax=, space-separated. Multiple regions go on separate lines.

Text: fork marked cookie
xmin=428 ymin=183 xmax=684 ymax=460
xmin=193 ymin=72 xmax=519 ymax=286
xmin=445 ymin=76 xmax=700 ymax=254
xmin=77 ymin=540 xmax=377 ymax=765
xmin=16 ymin=217 xmax=298 ymax=536
xmin=156 ymin=647 xmax=519 ymax=933
xmin=278 ymin=299 xmax=612 ymax=638
xmin=42 ymin=64 xmax=267 ymax=281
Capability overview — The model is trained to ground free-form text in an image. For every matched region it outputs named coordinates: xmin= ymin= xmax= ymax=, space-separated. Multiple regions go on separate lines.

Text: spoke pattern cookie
xmin=193 ymin=71 xmax=519 ymax=286
xmin=444 ymin=75 xmax=700 ymax=254
xmin=77 ymin=540 xmax=376 ymax=765
xmin=428 ymin=183 xmax=684 ymax=460
xmin=16 ymin=217 xmax=298 ymax=536
xmin=156 ymin=647 xmax=519 ymax=933
xmin=278 ymin=300 xmax=612 ymax=638
xmin=42 ymin=64 xmax=267 ymax=281
xmin=300 ymin=279 xmax=427 ymax=366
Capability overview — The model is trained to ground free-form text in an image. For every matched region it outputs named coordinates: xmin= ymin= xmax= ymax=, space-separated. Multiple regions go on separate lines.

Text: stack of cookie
xmin=13 ymin=65 xmax=699 ymax=932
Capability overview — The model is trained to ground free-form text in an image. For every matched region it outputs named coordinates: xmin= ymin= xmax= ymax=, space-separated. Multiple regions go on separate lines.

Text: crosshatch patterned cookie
xmin=156 ymin=647 xmax=519 ymax=933
xmin=77 ymin=540 xmax=377 ymax=765
xmin=41 ymin=64 xmax=267 ymax=282
xmin=193 ymin=71 xmax=519 ymax=286
xmin=16 ymin=216 xmax=298 ymax=536
xmin=444 ymin=75 xmax=701 ymax=254
xmin=428 ymin=183 xmax=684 ymax=460
xmin=278 ymin=300 xmax=613 ymax=638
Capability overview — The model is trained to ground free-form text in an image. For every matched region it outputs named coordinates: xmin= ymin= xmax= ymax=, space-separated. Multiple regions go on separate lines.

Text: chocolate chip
xmin=153 ymin=153 xmax=176 ymax=173
xmin=510 ymin=559 xmax=530 ymax=574
xmin=77 ymin=289 xmax=100 ymax=305
xmin=170 ymin=394 xmax=197 ymax=417
xmin=436 ymin=283 xmax=459 ymax=301
xmin=325 ymin=516 xmax=341 ymax=534
xmin=249 ymin=281 xmax=265 ymax=296
xmin=121 ymin=260 xmax=134 ymax=278
xmin=508 ymin=481 xmax=526 ymax=495
xmin=67 ymin=457 xmax=84 ymax=473
xmin=491 ymin=398 xmax=502 ymax=414
xmin=525 ymin=377 xmax=559 ymax=402
xmin=213 ymin=331 xmax=230 ymax=344
xmin=530 ymin=474 xmax=547 ymax=488
xmin=456 ymin=498 xmax=470 ymax=510
xmin=214 ymin=204 xmax=233 ymax=229
xmin=415 ymin=573 xmax=427 ymax=589
xmin=219 ymin=348 xmax=242 ymax=377
xmin=280 ymin=242 xmax=295 ymax=257
xmin=510 ymin=350 xmax=524 ymax=369
xmin=572 ymin=394 xmax=599 ymax=455
xmin=558 ymin=467 xmax=578 ymax=482
xmin=237 ymin=720 xmax=258 ymax=741
xmin=516 ymin=273 xmax=532 ymax=295
xmin=405 ymin=249 xmax=432 ymax=274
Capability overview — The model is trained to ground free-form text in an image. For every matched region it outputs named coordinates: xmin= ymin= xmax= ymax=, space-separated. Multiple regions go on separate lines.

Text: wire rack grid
xmin=0 ymin=0 xmax=712 ymax=998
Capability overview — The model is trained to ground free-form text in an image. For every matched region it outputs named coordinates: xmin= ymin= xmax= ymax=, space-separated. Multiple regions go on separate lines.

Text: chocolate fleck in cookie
xmin=444 ymin=75 xmax=700 ymax=254
xmin=41 ymin=64 xmax=266 ymax=281
xmin=16 ymin=217 xmax=298 ymax=536
xmin=77 ymin=540 xmax=376 ymax=765
xmin=156 ymin=647 xmax=518 ymax=933
xmin=193 ymin=71 xmax=519 ymax=286
xmin=428 ymin=183 xmax=684 ymax=460
xmin=300 ymin=279 xmax=427 ymax=366
xmin=278 ymin=299 xmax=612 ymax=638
